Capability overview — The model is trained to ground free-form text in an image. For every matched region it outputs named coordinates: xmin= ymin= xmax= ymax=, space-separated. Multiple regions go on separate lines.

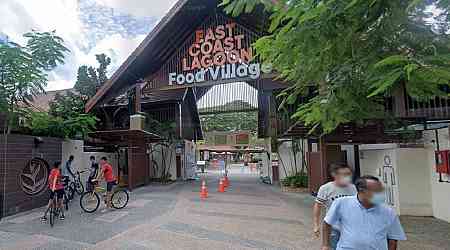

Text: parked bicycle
xmin=79 ymin=183 xmax=129 ymax=213
xmin=70 ymin=170 xmax=86 ymax=195
xmin=62 ymin=177 xmax=74 ymax=210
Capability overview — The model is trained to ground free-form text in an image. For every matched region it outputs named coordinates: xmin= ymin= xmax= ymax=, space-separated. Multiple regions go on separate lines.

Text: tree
xmin=24 ymin=111 xmax=97 ymax=139
xmin=0 ymin=31 xmax=69 ymax=133
xmin=49 ymin=91 xmax=86 ymax=119
xmin=221 ymin=0 xmax=450 ymax=134
xmin=200 ymin=111 xmax=258 ymax=133
xmin=74 ymin=53 xmax=111 ymax=99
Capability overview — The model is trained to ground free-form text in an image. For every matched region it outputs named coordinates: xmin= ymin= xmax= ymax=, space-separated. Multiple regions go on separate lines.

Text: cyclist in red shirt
xmin=99 ymin=156 xmax=116 ymax=209
xmin=41 ymin=161 xmax=65 ymax=221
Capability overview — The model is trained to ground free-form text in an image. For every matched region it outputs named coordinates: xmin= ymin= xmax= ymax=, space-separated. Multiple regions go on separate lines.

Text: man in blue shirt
xmin=322 ymin=175 xmax=406 ymax=250
xmin=62 ymin=155 xmax=76 ymax=182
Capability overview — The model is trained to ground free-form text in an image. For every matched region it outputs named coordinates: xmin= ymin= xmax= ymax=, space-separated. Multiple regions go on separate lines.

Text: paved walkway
xmin=0 ymin=167 xmax=449 ymax=249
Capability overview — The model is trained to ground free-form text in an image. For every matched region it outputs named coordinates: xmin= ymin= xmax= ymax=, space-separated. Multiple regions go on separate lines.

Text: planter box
xmin=281 ymin=186 xmax=309 ymax=193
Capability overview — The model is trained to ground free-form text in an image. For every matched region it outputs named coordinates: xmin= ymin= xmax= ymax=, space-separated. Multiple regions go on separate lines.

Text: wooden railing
xmin=390 ymin=85 xmax=450 ymax=120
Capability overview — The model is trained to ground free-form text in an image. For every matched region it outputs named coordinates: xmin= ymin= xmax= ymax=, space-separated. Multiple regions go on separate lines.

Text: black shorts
xmin=49 ymin=189 xmax=65 ymax=200
xmin=107 ymin=181 xmax=117 ymax=192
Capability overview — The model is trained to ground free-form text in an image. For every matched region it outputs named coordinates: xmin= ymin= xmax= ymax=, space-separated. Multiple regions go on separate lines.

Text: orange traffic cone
xmin=218 ymin=178 xmax=225 ymax=193
xmin=223 ymin=176 xmax=230 ymax=188
xmin=200 ymin=180 xmax=208 ymax=199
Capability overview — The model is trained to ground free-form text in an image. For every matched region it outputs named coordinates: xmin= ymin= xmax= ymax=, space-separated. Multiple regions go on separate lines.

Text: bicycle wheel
xmin=63 ymin=194 xmax=69 ymax=211
xmin=80 ymin=192 xmax=100 ymax=213
xmin=67 ymin=186 xmax=75 ymax=201
xmin=111 ymin=190 xmax=129 ymax=209
xmin=75 ymin=181 xmax=84 ymax=195
xmin=49 ymin=207 xmax=55 ymax=227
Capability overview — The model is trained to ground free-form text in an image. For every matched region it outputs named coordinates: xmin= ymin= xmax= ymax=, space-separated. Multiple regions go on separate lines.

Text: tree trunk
xmin=277 ymin=151 xmax=288 ymax=177
xmin=299 ymin=140 xmax=306 ymax=176
xmin=292 ymin=139 xmax=298 ymax=175
xmin=165 ymin=143 xmax=174 ymax=181
xmin=160 ymin=145 xmax=167 ymax=181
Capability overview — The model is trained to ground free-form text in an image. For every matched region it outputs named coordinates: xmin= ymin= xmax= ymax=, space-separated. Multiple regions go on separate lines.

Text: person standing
xmin=322 ymin=176 xmax=406 ymax=250
xmin=41 ymin=161 xmax=65 ymax=221
xmin=313 ymin=164 xmax=357 ymax=250
xmin=98 ymin=157 xmax=117 ymax=209
xmin=87 ymin=156 xmax=99 ymax=191
xmin=62 ymin=155 xmax=76 ymax=182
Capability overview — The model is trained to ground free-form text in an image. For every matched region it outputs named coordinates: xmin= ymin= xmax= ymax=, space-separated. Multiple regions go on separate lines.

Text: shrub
xmin=282 ymin=174 xmax=308 ymax=188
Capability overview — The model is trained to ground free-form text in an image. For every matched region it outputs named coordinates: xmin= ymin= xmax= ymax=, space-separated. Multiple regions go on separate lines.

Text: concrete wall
xmin=61 ymin=140 xmax=118 ymax=181
xmin=423 ymin=129 xmax=450 ymax=223
xmin=396 ymin=148 xmax=433 ymax=216
xmin=359 ymin=145 xmax=434 ymax=217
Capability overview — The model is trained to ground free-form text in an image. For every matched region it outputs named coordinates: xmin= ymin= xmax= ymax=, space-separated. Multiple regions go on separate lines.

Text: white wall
xmin=359 ymin=145 xmax=433 ymax=216
xmin=359 ymin=148 xmax=400 ymax=214
xmin=423 ymin=129 xmax=450 ymax=223
xmin=62 ymin=140 xmax=119 ymax=181
xmin=396 ymin=148 xmax=433 ymax=216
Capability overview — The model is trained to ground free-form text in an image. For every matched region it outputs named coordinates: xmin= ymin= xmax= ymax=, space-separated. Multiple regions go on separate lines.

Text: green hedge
xmin=281 ymin=174 xmax=308 ymax=188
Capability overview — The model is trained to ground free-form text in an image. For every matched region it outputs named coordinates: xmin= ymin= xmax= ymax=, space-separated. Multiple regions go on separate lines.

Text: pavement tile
xmin=158 ymin=222 xmax=290 ymax=250
xmin=0 ymin=166 xmax=449 ymax=250
xmin=5 ymin=212 xmax=43 ymax=224
xmin=127 ymin=199 xmax=152 ymax=208
xmin=94 ymin=211 xmax=129 ymax=223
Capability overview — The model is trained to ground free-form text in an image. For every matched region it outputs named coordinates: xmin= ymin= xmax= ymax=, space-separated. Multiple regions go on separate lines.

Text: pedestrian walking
xmin=313 ymin=164 xmax=357 ymax=249
xmin=322 ymin=175 xmax=406 ymax=250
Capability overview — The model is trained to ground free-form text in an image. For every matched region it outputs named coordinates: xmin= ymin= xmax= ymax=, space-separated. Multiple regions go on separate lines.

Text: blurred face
xmin=362 ymin=180 xmax=385 ymax=206
xmin=100 ymin=159 xmax=106 ymax=165
xmin=333 ymin=167 xmax=353 ymax=186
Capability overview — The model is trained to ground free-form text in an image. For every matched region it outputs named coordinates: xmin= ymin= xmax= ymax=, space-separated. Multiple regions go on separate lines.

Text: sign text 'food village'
xmin=169 ymin=23 xmax=262 ymax=86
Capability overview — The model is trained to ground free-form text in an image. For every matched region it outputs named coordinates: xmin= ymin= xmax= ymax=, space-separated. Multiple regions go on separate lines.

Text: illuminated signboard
xmin=169 ymin=22 xmax=264 ymax=86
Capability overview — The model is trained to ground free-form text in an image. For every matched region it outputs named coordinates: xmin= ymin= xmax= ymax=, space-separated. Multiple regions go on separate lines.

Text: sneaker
xmin=40 ymin=216 xmax=47 ymax=222
xmin=59 ymin=214 xmax=65 ymax=220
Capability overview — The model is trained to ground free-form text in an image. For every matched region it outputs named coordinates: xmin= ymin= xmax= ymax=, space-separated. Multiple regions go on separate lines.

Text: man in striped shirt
xmin=313 ymin=164 xmax=357 ymax=250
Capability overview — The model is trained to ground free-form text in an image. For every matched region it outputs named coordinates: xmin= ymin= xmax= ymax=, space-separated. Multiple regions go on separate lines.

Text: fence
xmin=0 ymin=134 xmax=62 ymax=219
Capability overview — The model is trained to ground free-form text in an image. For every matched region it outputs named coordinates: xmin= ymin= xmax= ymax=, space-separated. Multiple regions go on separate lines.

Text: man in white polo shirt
xmin=313 ymin=164 xmax=357 ymax=249
xmin=322 ymin=175 xmax=406 ymax=250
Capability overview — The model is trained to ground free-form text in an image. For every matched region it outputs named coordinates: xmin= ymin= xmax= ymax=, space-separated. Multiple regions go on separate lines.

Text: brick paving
xmin=0 ymin=167 xmax=449 ymax=249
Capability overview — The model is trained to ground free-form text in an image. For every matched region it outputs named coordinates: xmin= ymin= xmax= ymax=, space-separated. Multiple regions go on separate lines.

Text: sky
xmin=0 ymin=0 xmax=178 ymax=91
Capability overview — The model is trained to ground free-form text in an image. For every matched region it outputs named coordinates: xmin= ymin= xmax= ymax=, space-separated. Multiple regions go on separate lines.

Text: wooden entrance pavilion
xmin=83 ymin=0 xmax=448 ymax=192
xmin=84 ymin=0 xmax=286 ymax=189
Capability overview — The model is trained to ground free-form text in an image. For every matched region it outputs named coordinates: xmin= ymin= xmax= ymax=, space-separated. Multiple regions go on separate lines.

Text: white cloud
xmin=0 ymin=0 xmax=163 ymax=91
xmin=96 ymin=0 xmax=177 ymax=18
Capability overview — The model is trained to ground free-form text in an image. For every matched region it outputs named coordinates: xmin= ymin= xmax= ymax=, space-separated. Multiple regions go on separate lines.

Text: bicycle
xmin=49 ymin=195 xmax=63 ymax=227
xmin=62 ymin=177 xmax=74 ymax=210
xmin=69 ymin=170 xmax=86 ymax=195
xmin=79 ymin=183 xmax=129 ymax=213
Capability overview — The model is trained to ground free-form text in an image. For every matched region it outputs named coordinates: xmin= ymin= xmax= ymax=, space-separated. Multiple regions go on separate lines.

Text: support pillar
xmin=127 ymin=136 xmax=148 ymax=190
xmin=319 ymin=137 xmax=328 ymax=185
xmin=353 ymin=145 xmax=361 ymax=182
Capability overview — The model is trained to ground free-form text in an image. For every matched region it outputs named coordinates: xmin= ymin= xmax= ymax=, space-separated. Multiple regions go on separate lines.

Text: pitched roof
xmin=28 ymin=89 xmax=74 ymax=112
xmin=85 ymin=0 xmax=269 ymax=113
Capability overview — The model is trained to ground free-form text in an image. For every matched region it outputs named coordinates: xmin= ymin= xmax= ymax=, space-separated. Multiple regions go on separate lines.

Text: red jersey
xmin=48 ymin=169 xmax=64 ymax=190
xmin=102 ymin=163 xmax=116 ymax=182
